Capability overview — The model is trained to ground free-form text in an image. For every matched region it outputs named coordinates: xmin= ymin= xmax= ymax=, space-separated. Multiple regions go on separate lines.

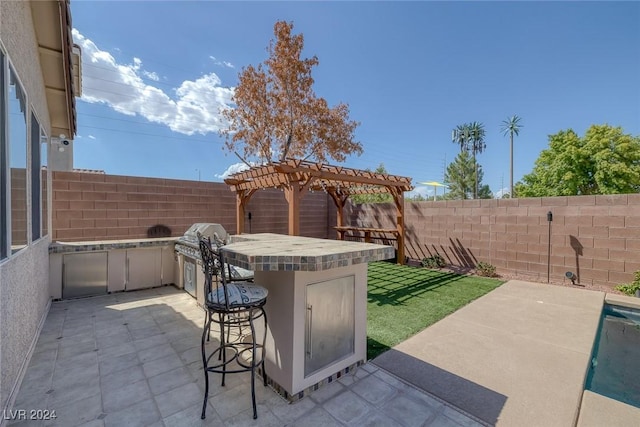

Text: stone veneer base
xmin=259 ymin=360 xmax=365 ymax=403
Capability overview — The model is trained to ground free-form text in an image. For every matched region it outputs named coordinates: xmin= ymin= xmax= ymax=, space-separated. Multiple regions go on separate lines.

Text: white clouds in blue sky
xmin=73 ymin=29 xmax=234 ymax=136
xmin=210 ymin=56 xmax=235 ymax=69
xmin=215 ymin=162 xmax=251 ymax=180
xmin=69 ymin=1 xmax=640 ymax=188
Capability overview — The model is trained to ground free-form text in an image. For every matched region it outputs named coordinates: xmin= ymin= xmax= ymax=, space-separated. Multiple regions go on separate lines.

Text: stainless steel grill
xmin=174 ymin=223 xmax=252 ymax=298
xmin=174 ymin=223 xmax=229 ymax=257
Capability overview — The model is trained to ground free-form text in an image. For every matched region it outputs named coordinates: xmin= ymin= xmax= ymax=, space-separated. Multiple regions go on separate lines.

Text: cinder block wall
xmin=348 ymin=195 xmax=640 ymax=290
xmin=51 ymin=171 xmax=333 ymax=241
xmin=51 ymin=171 xmax=640 ymax=289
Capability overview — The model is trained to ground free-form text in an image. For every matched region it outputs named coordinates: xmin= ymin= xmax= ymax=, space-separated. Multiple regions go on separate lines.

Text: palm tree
xmin=500 ymin=115 xmax=523 ymax=198
xmin=468 ymin=121 xmax=486 ymax=198
xmin=452 ymin=123 xmax=471 ymax=200
xmin=452 ymin=123 xmax=471 ymax=152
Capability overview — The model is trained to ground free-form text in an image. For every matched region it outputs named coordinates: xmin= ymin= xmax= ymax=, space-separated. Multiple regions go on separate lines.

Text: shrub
xmin=615 ymin=270 xmax=640 ymax=297
xmin=421 ymin=254 xmax=446 ymax=269
xmin=476 ymin=261 xmax=497 ymax=277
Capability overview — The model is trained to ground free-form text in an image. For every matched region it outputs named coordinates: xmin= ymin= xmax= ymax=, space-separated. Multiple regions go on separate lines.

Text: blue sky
xmin=69 ymin=1 xmax=640 ymax=198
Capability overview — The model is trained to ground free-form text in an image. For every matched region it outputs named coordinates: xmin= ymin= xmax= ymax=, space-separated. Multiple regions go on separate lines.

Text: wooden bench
xmin=334 ymin=226 xmax=398 ymax=244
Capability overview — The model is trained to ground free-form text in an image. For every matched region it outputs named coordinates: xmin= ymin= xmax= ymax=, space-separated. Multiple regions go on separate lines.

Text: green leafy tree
xmin=444 ymin=151 xmax=493 ymax=199
xmin=350 ymin=163 xmax=393 ymax=204
xmin=477 ymin=184 xmax=493 ymax=199
xmin=500 ymin=115 xmax=523 ymax=198
xmin=517 ymin=124 xmax=640 ymax=197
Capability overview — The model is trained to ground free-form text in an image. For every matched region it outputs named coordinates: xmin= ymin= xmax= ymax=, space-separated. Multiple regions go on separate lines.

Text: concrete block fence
xmin=50 ymin=171 xmax=639 ymax=290
xmin=347 ymin=195 xmax=640 ymax=290
xmin=51 ymin=171 xmax=335 ymax=241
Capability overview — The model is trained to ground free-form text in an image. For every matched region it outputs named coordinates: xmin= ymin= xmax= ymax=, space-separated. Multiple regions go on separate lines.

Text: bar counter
xmin=222 ymin=233 xmax=395 ymax=400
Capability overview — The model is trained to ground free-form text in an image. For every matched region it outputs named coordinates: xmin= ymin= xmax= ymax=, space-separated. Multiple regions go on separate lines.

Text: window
xmin=0 ymin=51 xmax=44 ymax=259
xmin=41 ymin=134 xmax=48 ymax=237
xmin=0 ymin=51 xmax=6 ymax=259
xmin=31 ymin=112 xmax=43 ymax=241
xmin=8 ymin=65 xmax=28 ymax=253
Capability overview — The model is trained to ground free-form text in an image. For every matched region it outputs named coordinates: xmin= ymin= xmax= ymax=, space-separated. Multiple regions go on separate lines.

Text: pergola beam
xmin=224 ymin=159 xmax=413 ymax=264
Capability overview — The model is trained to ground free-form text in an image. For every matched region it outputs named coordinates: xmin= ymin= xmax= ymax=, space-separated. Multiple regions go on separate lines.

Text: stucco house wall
xmin=0 ymin=1 xmax=61 ymax=417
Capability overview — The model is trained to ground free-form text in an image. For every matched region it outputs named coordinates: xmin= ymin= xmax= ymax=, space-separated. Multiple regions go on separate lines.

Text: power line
xmin=79 ymin=124 xmax=223 ymax=145
xmin=77 ymin=108 xmax=226 ymax=132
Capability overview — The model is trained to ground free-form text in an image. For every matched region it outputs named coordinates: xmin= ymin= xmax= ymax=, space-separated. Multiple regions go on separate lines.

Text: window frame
xmin=31 ymin=111 xmax=43 ymax=242
xmin=7 ymin=62 xmax=29 ymax=254
xmin=0 ymin=44 xmax=47 ymax=261
xmin=0 ymin=49 xmax=7 ymax=260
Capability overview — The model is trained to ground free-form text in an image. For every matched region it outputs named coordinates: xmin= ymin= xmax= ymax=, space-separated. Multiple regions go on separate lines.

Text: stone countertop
xmin=49 ymin=237 xmax=179 ymax=254
xmin=223 ymin=233 xmax=395 ymax=272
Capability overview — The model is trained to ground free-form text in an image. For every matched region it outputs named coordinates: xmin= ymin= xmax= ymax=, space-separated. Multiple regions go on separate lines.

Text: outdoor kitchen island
xmin=222 ymin=233 xmax=395 ymax=401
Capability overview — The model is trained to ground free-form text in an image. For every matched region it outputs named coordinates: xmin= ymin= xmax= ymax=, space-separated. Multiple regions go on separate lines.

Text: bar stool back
xmin=198 ymin=236 xmax=268 ymax=420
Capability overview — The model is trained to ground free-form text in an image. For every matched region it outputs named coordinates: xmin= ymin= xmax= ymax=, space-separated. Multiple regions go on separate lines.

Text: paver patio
xmin=13 ymin=280 xmax=638 ymax=426
xmin=8 ymin=286 xmax=484 ymax=427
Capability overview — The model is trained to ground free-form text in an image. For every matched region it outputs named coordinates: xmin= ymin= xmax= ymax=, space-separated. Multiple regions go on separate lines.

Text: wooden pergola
xmin=224 ymin=159 xmax=413 ymax=264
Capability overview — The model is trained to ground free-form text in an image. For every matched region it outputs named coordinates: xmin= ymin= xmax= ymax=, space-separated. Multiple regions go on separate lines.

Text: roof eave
xmin=30 ymin=0 xmax=79 ymax=138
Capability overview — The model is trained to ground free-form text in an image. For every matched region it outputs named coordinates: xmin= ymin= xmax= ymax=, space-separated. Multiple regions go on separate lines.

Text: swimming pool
xmin=585 ymin=303 xmax=640 ymax=408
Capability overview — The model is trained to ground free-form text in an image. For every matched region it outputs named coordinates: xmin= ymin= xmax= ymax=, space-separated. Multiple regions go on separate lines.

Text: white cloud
xmin=494 ymin=187 xmax=510 ymax=198
xmin=73 ymin=29 xmax=234 ymax=136
xmin=142 ymin=70 xmax=160 ymax=81
xmin=88 ymin=135 xmax=96 ymax=140
xmin=210 ymin=55 xmax=235 ymax=68
xmin=407 ymin=185 xmax=433 ymax=200
xmin=215 ymin=162 xmax=252 ymax=179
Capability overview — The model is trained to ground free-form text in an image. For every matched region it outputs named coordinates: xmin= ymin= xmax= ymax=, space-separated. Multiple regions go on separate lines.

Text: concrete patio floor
xmin=8 ymin=286 xmax=484 ymax=427
xmin=373 ymin=280 xmax=640 ymax=426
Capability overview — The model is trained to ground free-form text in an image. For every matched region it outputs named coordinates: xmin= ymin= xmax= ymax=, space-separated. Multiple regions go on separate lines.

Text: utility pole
xmin=442 ymin=154 xmax=447 ymax=182
xmin=442 ymin=154 xmax=447 ymax=199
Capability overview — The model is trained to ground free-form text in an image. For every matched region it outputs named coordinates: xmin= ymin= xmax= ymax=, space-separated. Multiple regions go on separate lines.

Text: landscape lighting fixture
xmin=565 ymin=271 xmax=577 ymax=285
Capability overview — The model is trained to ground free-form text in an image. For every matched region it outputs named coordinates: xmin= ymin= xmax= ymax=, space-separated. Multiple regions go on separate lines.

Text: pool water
xmin=585 ymin=304 xmax=640 ymax=408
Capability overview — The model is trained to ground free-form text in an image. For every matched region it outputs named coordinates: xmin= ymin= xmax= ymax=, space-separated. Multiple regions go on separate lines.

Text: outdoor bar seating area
xmin=4 ymin=2 xmax=640 ymax=426
xmin=4 ymin=160 xmax=418 ymax=424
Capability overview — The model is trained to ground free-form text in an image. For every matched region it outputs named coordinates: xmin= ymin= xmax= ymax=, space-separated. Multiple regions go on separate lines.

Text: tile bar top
xmin=49 ymin=237 xmax=179 ymax=253
xmin=223 ymin=233 xmax=395 ymax=272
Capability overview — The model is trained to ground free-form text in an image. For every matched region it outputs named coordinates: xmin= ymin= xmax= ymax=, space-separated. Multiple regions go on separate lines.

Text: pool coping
xmin=576 ymin=292 xmax=640 ymax=426
xmin=604 ymin=292 xmax=640 ymax=310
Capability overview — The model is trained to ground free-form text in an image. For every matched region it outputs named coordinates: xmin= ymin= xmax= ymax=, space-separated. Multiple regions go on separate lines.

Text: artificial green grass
xmin=367 ymin=261 xmax=504 ymax=360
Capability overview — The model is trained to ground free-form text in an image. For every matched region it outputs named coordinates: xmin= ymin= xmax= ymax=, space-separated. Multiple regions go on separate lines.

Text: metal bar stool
xmin=198 ymin=236 xmax=268 ymax=420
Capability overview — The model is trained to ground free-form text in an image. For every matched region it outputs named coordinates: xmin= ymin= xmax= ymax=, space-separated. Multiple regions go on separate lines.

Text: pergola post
xmin=327 ymin=189 xmax=349 ymax=240
xmin=391 ymin=188 xmax=405 ymax=265
xmin=236 ymin=194 xmax=244 ymax=235
xmin=236 ymin=189 xmax=256 ymax=235
xmin=284 ymin=181 xmax=301 ymax=236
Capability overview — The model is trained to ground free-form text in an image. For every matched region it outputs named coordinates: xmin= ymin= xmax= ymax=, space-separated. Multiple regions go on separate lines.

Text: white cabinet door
xmin=126 ymin=248 xmax=161 ymax=290
xmin=161 ymin=246 xmax=177 ymax=285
